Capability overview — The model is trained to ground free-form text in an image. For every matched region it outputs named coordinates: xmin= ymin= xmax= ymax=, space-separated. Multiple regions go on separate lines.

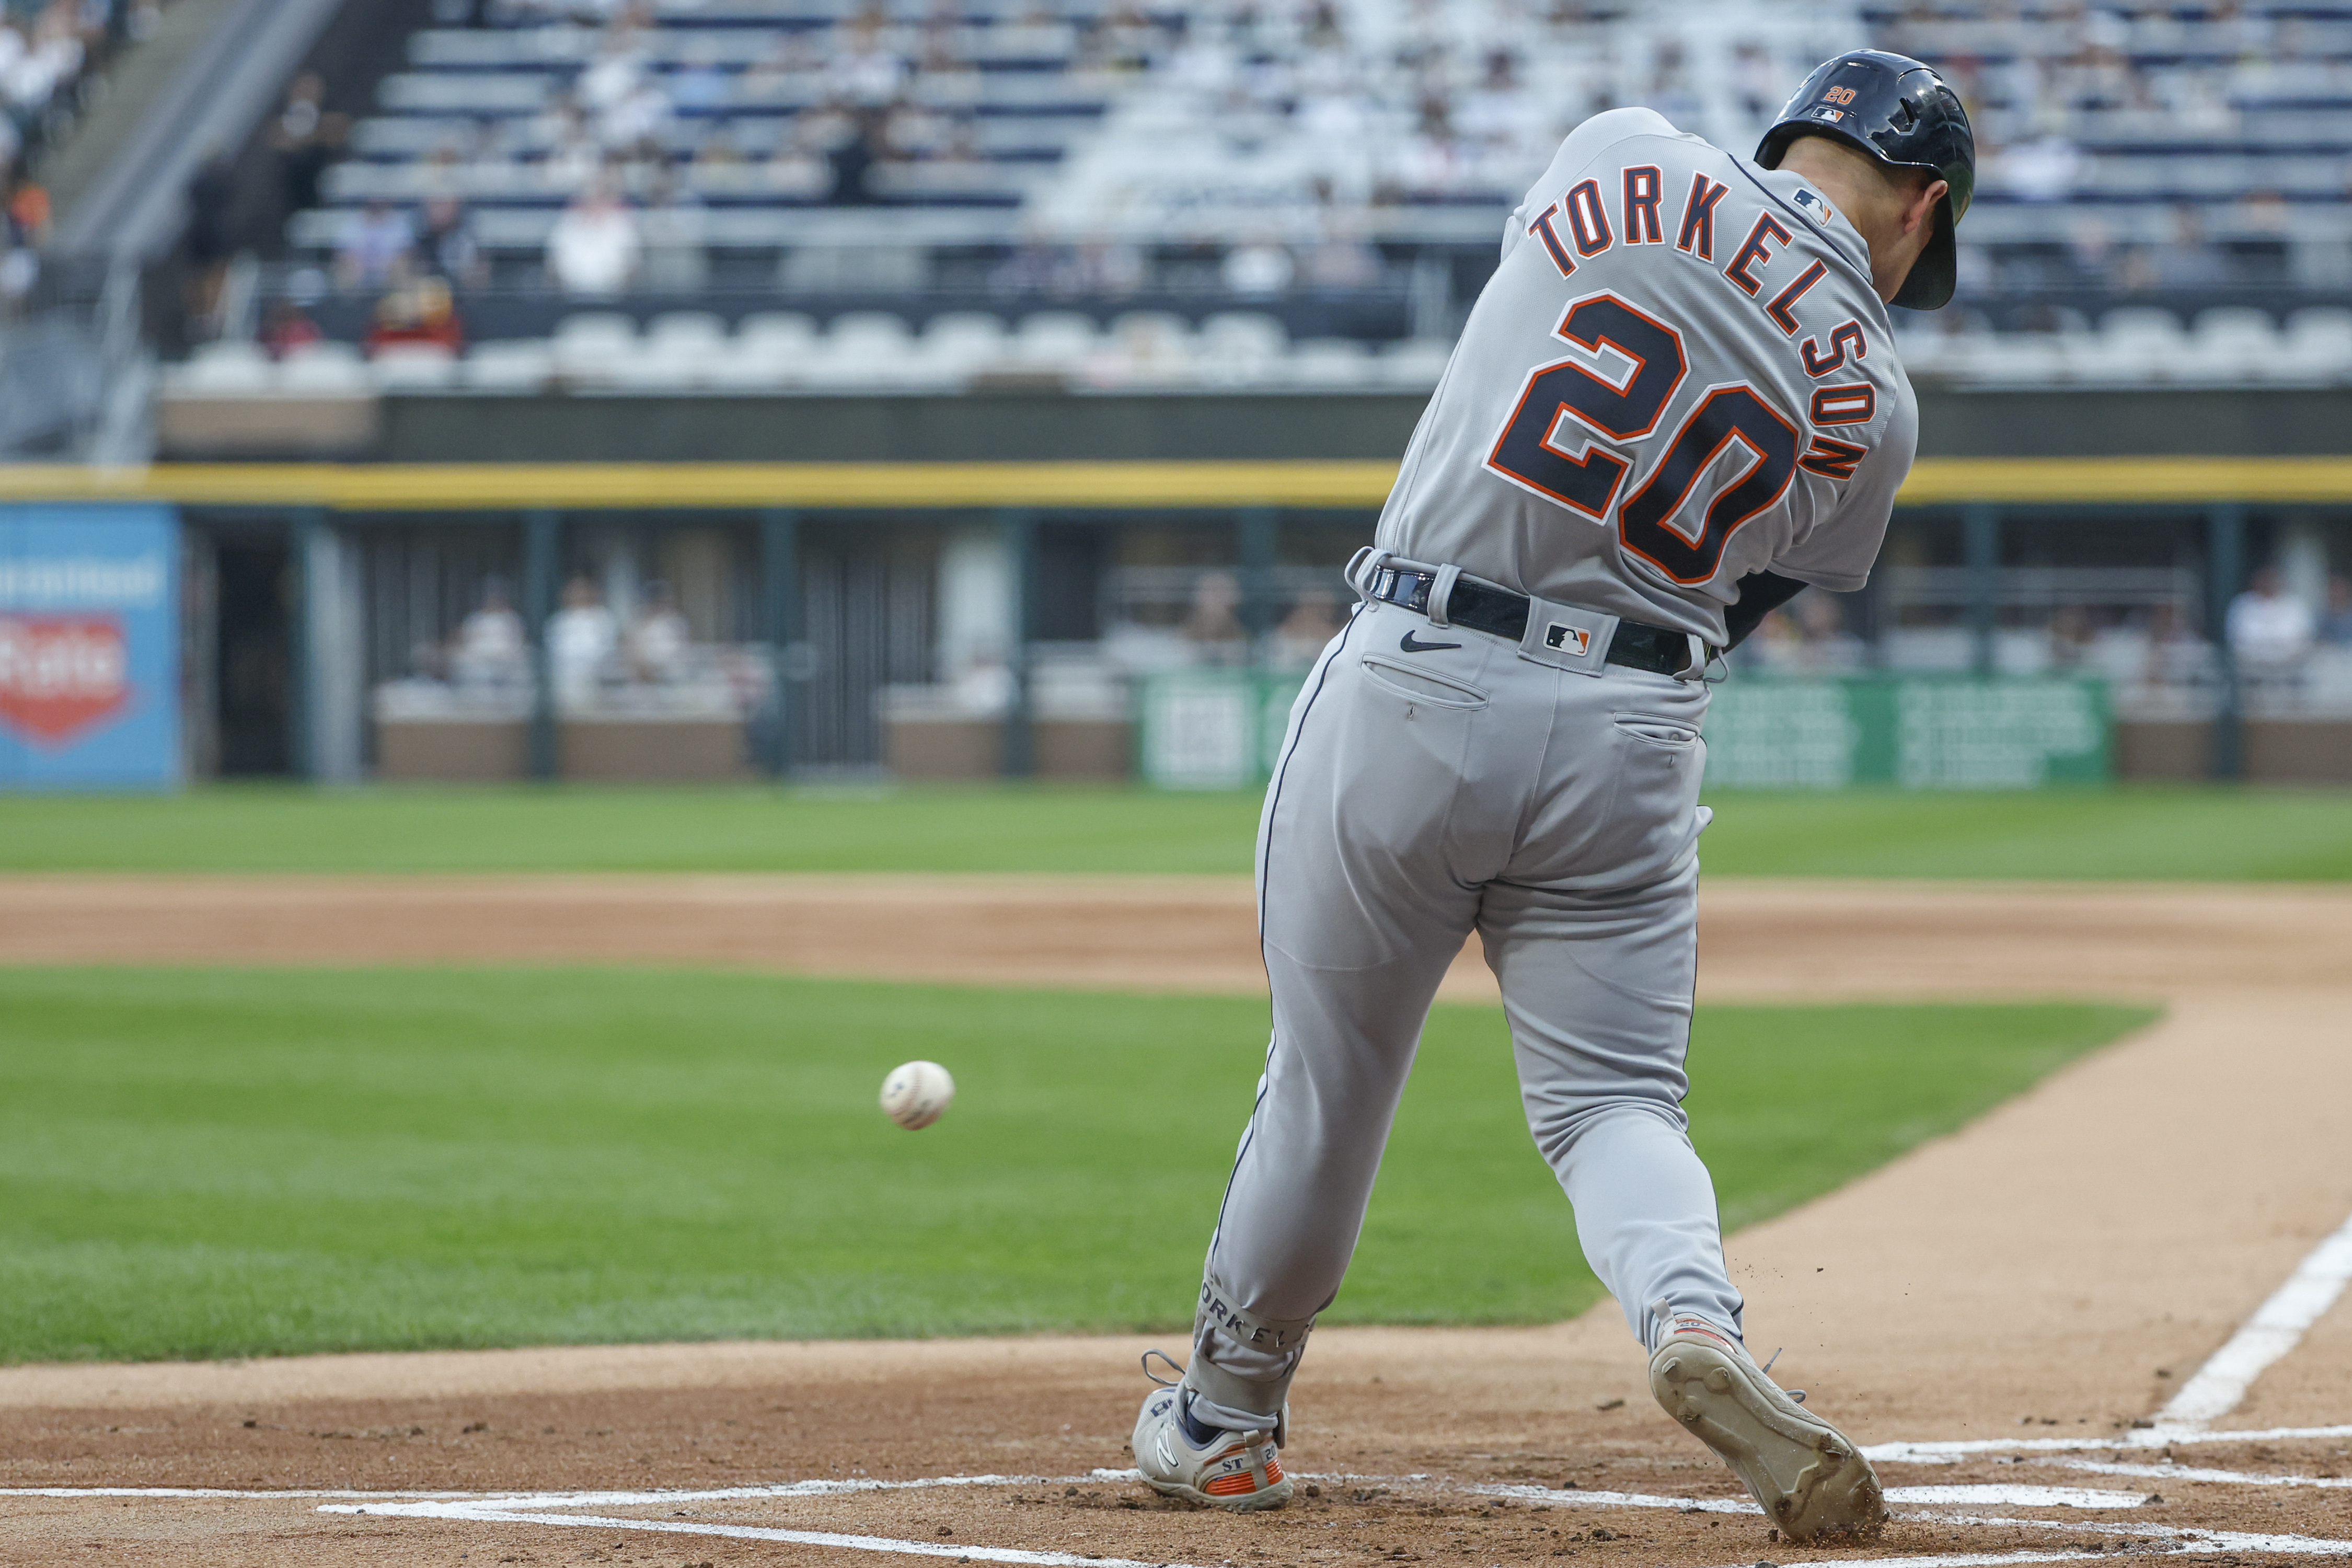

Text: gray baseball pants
xmin=1183 ymin=581 xmax=1742 ymax=1431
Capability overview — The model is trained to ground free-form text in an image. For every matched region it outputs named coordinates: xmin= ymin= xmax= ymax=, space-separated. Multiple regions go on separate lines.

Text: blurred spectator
xmin=1181 ymin=570 xmax=1249 ymax=665
xmin=333 ymin=198 xmax=414 ymax=292
xmin=2152 ymin=204 xmax=2230 ymax=291
xmin=417 ymin=197 xmax=487 ymax=291
xmin=183 ymin=153 xmax=237 ymax=324
xmin=1271 ymin=590 xmax=1345 ymax=670
xmin=2142 ymin=602 xmax=2215 ymax=688
xmin=451 ymin=578 xmax=528 ymax=688
xmin=546 ymin=185 xmax=640 ymax=296
xmin=825 ymin=108 xmax=890 ymax=206
xmin=8 ymin=176 xmax=48 ymax=244
xmin=2323 ymin=574 xmax=2352 ymax=647
xmin=638 ymin=170 xmax=709 ymax=291
xmin=670 ymin=33 xmax=732 ymax=115
xmin=2226 ymin=566 xmax=2315 ymax=674
xmin=1992 ymin=135 xmax=2085 ymax=202
xmin=269 ymin=72 xmax=347 ymax=231
xmin=0 ymin=175 xmax=44 ymax=305
xmin=1066 ymin=237 xmax=1145 ymax=296
xmin=598 ymin=71 xmax=673 ymax=153
xmin=259 ymin=297 xmax=324 ymax=361
xmin=950 ymin=642 xmax=1017 ymax=714
xmin=1222 ymin=240 xmax=1294 ymax=297
xmin=1302 ymin=230 xmax=1381 ymax=291
xmin=364 ymin=276 xmax=465 ymax=358
xmin=827 ymin=10 xmax=908 ymax=107
xmin=1747 ymin=594 xmax=1863 ymax=674
xmin=547 ymin=575 xmax=618 ymax=710
xmin=2046 ymin=605 xmax=2096 ymax=672
xmin=626 ymin=580 xmax=691 ymax=683
xmin=1793 ymin=594 xmax=1865 ymax=672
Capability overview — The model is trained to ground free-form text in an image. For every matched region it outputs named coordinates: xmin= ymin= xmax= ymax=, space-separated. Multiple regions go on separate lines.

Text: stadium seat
xmin=818 ymin=311 xmax=920 ymax=386
xmin=1197 ymin=312 xmax=1288 ymax=385
xmin=463 ymin=339 xmax=556 ymax=392
xmin=177 ymin=341 xmax=276 ymax=394
xmin=707 ymin=312 xmax=820 ymax=389
xmin=1098 ymin=312 xmax=1197 ymax=387
xmin=280 ymin=341 xmax=373 ymax=393
xmin=1284 ymin=338 xmax=1375 ymax=388
xmin=618 ymin=313 xmax=729 ymax=389
xmin=551 ymin=313 xmax=642 ymax=384
xmin=371 ymin=343 xmax=462 ymax=389
xmin=2181 ymin=308 xmax=2281 ymax=383
xmin=1376 ymin=338 xmax=1454 ymax=389
xmin=2282 ymin=308 xmax=2352 ymax=382
xmin=1012 ymin=311 xmax=1101 ymax=372
xmin=918 ymin=312 xmax=1012 ymax=378
xmin=2096 ymin=308 xmax=2192 ymax=382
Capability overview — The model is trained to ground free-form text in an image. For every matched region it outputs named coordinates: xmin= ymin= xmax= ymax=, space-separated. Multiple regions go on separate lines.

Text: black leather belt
xmin=1366 ymin=564 xmax=1709 ymax=678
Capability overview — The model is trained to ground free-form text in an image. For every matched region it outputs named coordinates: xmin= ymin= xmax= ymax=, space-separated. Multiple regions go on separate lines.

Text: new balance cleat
xmin=1648 ymin=1318 xmax=1885 ymax=1543
xmin=1131 ymin=1375 xmax=1291 ymax=1512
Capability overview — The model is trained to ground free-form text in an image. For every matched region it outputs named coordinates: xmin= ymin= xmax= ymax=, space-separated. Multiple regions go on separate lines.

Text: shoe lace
xmin=1140 ymin=1347 xmax=1186 ymax=1388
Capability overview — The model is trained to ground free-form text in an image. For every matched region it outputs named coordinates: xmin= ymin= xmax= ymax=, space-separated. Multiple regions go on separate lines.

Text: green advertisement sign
xmin=1140 ymin=670 xmax=2110 ymax=791
xmin=1701 ymin=676 xmax=2112 ymax=789
xmin=1138 ymin=671 xmax=1306 ymax=789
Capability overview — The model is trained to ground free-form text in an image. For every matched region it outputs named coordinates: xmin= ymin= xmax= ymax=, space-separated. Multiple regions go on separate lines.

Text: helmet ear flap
xmin=1890 ymin=193 xmax=1957 ymax=311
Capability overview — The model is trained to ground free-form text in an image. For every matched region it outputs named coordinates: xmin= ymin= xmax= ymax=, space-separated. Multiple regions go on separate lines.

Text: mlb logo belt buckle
xmin=1516 ymin=599 xmax=1619 ymax=676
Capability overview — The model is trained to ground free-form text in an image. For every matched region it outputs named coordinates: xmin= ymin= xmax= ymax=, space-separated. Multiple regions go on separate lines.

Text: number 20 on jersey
xmin=1485 ymin=172 xmax=1877 ymax=585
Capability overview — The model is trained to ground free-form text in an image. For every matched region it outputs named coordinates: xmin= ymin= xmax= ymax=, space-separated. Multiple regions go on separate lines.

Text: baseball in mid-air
xmin=880 ymin=1060 xmax=955 ymax=1130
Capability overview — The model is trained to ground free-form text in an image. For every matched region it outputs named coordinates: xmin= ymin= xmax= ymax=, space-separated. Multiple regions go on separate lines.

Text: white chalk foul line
xmin=1863 ymin=1420 xmax=2352 ymax=1462
xmin=0 ymin=1486 xmax=474 ymax=1500
xmin=1472 ymin=1482 xmax=2149 ymax=1512
xmin=390 ymin=1471 xmax=1106 ymax=1514
xmin=2157 ymin=1204 xmax=2352 ymax=1432
xmin=2055 ymin=1457 xmax=2352 ymax=1489
xmin=317 ymin=1501 xmax=1211 ymax=1568
xmin=1917 ymin=1512 xmax=2352 ymax=1558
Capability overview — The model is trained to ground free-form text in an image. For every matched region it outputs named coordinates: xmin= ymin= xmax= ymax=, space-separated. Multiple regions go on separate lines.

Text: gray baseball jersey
xmin=1376 ymin=107 xmax=1917 ymax=643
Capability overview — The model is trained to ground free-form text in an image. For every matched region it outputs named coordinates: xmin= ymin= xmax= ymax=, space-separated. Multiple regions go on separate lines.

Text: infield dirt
xmin=3 ymin=875 xmax=2350 ymax=1566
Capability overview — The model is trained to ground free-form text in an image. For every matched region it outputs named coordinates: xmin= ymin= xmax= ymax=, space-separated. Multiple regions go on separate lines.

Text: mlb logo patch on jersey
xmin=1544 ymin=624 xmax=1592 ymax=656
xmin=1793 ymin=188 xmax=1828 ymax=219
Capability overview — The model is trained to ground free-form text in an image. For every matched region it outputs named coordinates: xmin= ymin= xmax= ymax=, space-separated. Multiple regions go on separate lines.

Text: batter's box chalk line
xmin=298 ymin=1467 xmax=2352 ymax=1566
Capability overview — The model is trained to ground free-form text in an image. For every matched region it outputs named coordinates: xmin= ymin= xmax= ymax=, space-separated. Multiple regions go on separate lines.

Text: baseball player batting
xmin=1132 ymin=51 xmax=1973 ymax=1542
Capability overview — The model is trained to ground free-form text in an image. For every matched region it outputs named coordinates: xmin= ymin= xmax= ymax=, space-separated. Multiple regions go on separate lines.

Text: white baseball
xmin=880 ymin=1060 xmax=955 ymax=1130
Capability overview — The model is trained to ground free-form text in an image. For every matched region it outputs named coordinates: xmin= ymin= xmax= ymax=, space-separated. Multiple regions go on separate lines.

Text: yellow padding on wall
xmin=0 ymin=457 xmax=2343 ymax=510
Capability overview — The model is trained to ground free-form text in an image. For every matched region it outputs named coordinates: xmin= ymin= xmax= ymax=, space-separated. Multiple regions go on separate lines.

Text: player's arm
xmin=1754 ymin=382 xmax=1917 ymax=633
xmin=1721 ymin=570 xmax=1809 ymax=650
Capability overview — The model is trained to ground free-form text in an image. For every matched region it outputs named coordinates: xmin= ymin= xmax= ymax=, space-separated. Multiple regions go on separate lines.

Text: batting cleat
xmin=1648 ymin=1317 xmax=1886 ymax=1543
xmin=1131 ymin=1367 xmax=1292 ymax=1512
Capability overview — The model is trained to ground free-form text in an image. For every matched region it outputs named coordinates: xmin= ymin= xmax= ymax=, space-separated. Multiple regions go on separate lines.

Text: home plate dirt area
xmin=3 ymin=876 xmax=2351 ymax=1567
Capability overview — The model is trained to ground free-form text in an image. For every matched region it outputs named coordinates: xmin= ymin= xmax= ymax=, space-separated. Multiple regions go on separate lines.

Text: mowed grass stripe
xmin=0 ymin=782 xmax=2346 ymax=879
xmin=0 ymin=969 xmax=2152 ymax=1363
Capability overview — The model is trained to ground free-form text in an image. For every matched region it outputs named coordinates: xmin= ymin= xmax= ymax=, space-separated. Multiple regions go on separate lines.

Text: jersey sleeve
xmin=1503 ymin=107 xmax=1687 ymax=263
xmin=1767 ymin=388 xmax=1918 ymax=593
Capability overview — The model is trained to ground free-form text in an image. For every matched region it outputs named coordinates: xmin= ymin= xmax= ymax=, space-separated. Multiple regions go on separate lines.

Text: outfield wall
xmin=0 ymin=460 xmax=2345 ymax=787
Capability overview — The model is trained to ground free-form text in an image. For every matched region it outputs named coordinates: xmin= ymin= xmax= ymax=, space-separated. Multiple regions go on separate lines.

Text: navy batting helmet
xmin=1756 ymin=50 xmax=1975 ymax=310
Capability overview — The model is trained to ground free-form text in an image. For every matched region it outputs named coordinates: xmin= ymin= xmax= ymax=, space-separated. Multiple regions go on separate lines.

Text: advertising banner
xmin=0 ymin=505 xmax=181 ymax=789
xmin=1701 ymin=676 xmax=2112 ymax=789
xmin=1142 ymin=670 xmax=2111 ymax=792
xmin=1138 ymin=671 xmax=1306 ymax=790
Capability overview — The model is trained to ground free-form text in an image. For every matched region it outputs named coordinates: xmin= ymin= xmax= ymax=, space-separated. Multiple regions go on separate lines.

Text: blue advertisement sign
xmin=0 ymin=504 xmax=181 ymax=789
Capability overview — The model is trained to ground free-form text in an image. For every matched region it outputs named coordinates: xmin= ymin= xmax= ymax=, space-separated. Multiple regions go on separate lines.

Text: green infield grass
xmin=0 ymin=966 xmax=2151 ymax=1362
xmin=0 ymin=782 xmax=2347 ymax=879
